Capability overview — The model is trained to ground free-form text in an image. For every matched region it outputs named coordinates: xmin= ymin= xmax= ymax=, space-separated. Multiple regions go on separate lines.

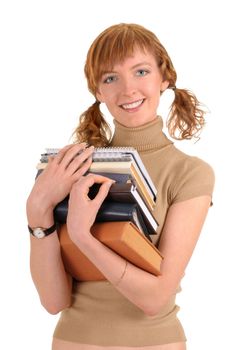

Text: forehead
xmin=113 ymin=50 xmax=156 ymax=69
xmin=100 ymin=48 xmax=157 ymax=74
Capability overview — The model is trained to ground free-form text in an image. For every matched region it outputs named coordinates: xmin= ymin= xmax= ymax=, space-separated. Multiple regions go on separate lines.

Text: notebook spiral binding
xmin=41 ymin=147 xmax=139 ymax=163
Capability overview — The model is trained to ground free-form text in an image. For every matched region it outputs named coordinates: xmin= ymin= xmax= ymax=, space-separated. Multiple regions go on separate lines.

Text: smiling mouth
xmin=120 ymin=99 xmax=144 ymax=110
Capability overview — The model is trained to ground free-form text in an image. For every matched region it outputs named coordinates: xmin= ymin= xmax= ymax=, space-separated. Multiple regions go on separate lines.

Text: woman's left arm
xmin=67 ymin=174 xmax=211 ymax=316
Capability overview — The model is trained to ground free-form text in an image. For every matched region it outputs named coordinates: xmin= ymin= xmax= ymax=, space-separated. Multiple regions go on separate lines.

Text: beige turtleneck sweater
xmin=53 ymin=116 xmax=215 ymax=346
xmin=110 ymin=116 xmax=215 ymax=246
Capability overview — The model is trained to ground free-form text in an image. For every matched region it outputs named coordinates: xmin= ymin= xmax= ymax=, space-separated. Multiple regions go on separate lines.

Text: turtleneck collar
xmin=110 ymin=116 xmax=173 ymax=152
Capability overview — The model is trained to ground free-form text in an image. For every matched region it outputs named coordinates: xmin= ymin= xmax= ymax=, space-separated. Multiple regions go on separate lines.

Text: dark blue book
xmin=54 ymin=199 xmax=152 ymax=241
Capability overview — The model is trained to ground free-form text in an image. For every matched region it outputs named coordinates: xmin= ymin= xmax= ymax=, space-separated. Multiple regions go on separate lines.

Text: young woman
xmin=26 ymin=23 xmax=215 ymax=350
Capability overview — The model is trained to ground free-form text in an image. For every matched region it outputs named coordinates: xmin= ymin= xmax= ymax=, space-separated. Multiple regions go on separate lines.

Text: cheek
xmin=142 ymin=74 xmax=158 ymax=90
xmin=145 ymin=83 xmax=161 ymax=99
xmin=99 ymin=88 xmax=116 ymax=103
xmin=105 ymin=92 xmax=120 ymax=107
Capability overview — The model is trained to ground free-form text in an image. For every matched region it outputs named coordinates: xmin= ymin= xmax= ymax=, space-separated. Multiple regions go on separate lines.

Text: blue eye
xmin=136 ymin=69 xmax=149 ymax=76
xmin=103 ymin=76 xmax=117 ymax=84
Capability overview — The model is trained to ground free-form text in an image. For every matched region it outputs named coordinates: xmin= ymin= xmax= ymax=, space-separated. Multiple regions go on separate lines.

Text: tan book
xmin=58 ymin=221 xmax=163 ymax=281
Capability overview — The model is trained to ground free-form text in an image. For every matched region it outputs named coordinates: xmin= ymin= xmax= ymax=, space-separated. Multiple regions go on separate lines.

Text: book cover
xmin=54 ymin=199 xmax=152 ymax=240
xmin=58 ymin=221 xmax=163 ymax=281
xmin=106 ymin=183 xmax=158 ymax=234
xmin=54 ymin=182 xmax=158 ymax=235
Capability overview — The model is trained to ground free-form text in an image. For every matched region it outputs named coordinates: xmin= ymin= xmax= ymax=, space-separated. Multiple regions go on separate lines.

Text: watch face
xmin=33 ymin=228 xmax=46 ymax=239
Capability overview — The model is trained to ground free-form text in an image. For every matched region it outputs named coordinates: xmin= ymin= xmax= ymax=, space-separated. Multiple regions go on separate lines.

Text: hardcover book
xmin=54 ymin=182 xmax=158 ymax=235
xmin=55 ymin=199 xmax=152 ymax=240
xmin=58 ymin=221 xmax=163 ymax=281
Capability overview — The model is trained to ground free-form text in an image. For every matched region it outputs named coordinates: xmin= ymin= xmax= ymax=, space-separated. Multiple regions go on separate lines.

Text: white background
xmin=0 ymin=0 xmax=230 ymax=349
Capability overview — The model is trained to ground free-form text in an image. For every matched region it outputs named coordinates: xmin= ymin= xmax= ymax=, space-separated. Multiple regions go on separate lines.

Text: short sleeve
xmin=169 ymin=157 xmax=215 ymax=205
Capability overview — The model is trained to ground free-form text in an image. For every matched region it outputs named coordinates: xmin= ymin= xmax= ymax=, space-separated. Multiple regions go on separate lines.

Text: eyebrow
xmin=101 ymin=61 xmax=152 ymax=76
xmin=131 ymin=62 xmax=152 ymax=69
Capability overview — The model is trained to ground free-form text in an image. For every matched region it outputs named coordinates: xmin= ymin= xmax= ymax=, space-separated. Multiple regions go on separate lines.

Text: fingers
xmin=49 ymin=143 xmax=94 ymax=176
xmin=74 ymin=173 xmax=114 ymax=205
xmin=71 ymin=157 xmax=92 ymax=179
xmin=53 ymin=143 xmax=87 ymax=166
xmin=78 ymin=173 xmax=114 ymax=188
xmin=92 ymin=179 xmax=114 ymax=207
xmin=53 ymin=144 xmax=76 ymax=164
xmin=67 ymin=146 xmax=94 ymax=175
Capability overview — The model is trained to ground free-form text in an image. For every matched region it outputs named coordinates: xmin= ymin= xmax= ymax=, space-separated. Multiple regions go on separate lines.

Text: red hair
xmin=74 ymin=23 xmax=205 ymax=146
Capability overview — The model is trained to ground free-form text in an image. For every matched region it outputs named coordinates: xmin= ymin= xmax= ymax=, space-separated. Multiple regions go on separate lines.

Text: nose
xmin=120 ymin=77 xmax=137 ymax=97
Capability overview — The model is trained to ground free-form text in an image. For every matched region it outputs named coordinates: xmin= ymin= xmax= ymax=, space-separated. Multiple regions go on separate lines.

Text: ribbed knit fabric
xmin=111 ymin=116 xmax=215 ymax=243
xmin=110 ymin=117 xmax=172 ymax=152
xmin=53 ymin=116 xmax=215 ymax=346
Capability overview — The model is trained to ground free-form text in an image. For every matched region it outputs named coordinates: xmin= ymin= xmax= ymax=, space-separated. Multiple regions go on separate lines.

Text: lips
xmin=120 ymin=99 xmax=144 ymax=110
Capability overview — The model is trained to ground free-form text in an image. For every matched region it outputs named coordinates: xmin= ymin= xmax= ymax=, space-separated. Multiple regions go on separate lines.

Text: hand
xmin=26 ymin=143 xmax=94 ymax=227
xmin=67 ymin=174 xmax=114 ymax=243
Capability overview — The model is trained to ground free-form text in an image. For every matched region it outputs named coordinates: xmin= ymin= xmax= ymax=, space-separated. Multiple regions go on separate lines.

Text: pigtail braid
xmin=167 ymin=88 xmax=206 ymax=140
xmin=73 ymin=101 xmax=111 ymax=147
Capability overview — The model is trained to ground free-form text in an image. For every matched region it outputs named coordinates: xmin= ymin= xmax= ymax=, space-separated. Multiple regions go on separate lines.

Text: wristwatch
xmin=28 ymin=223 xmax=57 ymax=239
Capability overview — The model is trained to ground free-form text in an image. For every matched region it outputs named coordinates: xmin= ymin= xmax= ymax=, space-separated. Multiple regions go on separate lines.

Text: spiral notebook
xmin=38 ymin=147 xmax=157 ymax=209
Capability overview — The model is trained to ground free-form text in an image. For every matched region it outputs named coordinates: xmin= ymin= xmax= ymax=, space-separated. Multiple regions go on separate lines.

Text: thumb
xmin=93 ymin=180 xmax=115 ymax=207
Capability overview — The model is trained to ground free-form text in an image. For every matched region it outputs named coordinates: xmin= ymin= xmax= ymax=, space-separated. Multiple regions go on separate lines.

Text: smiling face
xmin=96 ymin=49 xmax=169 ymax=127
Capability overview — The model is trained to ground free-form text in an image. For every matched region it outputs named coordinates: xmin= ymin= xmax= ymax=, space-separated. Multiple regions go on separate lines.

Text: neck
xmin=110 ymin=116 xmax=172 ymax=152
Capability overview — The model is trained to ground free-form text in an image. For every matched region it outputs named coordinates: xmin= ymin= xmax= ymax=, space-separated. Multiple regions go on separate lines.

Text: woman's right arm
xmin=29 ymin=227 xmax=72 ymax=315
xmin=26 ymin=143 xmax=94 ymax=314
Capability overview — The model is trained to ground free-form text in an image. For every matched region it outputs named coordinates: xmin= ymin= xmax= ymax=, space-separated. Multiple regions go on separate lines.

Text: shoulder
xmin=167 ymin=145 xmax=215 ymax=205
xmin=173 ymin=147 xmax=215 ymax=180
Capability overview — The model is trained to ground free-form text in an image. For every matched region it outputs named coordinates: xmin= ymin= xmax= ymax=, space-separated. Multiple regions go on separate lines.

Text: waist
xmin=53 ymin=280 xmax=186 ymax=346
xmin=70 ymin=280 xmax=179 ymax=326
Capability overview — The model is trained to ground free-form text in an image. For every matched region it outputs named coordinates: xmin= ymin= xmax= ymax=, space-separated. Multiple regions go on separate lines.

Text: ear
xmin=96 ymin=91 xmax=105 ymax=103
xmin=160 ymin=80 xmax=169 ymax=92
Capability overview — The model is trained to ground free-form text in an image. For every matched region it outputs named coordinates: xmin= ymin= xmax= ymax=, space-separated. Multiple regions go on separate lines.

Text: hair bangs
xmin=85 ymin=24 xmax=166 ymax=95
xmin=94 ymin=25 xmax=155 ymax=83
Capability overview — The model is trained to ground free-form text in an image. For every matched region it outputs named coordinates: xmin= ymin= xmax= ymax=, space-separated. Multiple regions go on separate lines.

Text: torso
xmin=53 ymin=117 xmax=214 ymax=347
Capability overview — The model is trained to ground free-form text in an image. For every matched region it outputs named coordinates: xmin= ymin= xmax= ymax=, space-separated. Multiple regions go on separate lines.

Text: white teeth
xmin=122 ymin=99 xmax=143 ymax=109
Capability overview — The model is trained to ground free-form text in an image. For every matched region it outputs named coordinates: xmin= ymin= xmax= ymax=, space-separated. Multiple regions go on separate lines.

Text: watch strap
xmin=28 ymin=223 xmax=57 ymax=236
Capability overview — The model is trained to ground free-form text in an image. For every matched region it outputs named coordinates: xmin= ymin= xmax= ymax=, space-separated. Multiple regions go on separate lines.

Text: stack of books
xmin=36 ymin=147 xmax=163 ymax=280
